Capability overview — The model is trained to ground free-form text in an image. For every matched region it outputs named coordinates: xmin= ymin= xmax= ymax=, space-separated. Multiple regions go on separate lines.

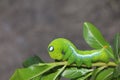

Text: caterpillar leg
xmin=67 ymin=54 xmax=76 ymax=65
xmin=83 ymin=57 xmax=92 ymax=67
xmin=63 ymin=51 xmax=72 ymax=61
xmin=76 ymin=57 xmax=82 ymax=67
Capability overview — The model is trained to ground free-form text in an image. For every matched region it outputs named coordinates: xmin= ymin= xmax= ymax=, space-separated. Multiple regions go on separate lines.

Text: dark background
xmin=0 ymin=0 xmax=120 ymax=80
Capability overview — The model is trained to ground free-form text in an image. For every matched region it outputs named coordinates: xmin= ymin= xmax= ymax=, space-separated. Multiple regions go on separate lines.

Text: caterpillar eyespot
xmin=48 ymin=46 xmax=54 ymax=52
xmin=48 ymin=38 xmax=111 ymax=67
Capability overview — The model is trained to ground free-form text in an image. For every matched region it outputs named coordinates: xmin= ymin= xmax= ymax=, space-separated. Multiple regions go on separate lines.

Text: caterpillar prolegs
xmin=48 ymin=38 xmax=110 ymax=67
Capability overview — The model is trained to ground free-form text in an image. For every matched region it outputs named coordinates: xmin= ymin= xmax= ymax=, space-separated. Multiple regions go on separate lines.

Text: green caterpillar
xmin=48 ymin=38 xmax=110 ymax=67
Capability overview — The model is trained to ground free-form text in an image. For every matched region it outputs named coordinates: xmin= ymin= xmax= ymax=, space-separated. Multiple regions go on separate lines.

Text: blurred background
xmin=0 ymin=0 xmax=120 ymax=80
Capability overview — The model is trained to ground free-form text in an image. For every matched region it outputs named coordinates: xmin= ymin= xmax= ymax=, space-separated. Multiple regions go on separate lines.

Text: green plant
xmin=10 ymin=22 xmax=120 ymax=80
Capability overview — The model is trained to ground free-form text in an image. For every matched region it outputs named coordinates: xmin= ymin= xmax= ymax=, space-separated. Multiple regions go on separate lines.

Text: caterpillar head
xmin=48 ymin=38 xmax=65 ymax=60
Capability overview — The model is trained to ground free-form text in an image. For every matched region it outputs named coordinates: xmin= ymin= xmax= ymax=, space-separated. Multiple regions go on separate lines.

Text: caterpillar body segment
xmin=48 ymin=38 xmax=110 ymax=67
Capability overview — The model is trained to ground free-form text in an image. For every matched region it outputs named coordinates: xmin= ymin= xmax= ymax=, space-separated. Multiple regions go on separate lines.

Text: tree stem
xmin=92 ymin=62 xmax=117 ymax=67
xmin=47 ymin=61 xmax=117 ymax=67
xmin=43 ymin=61 xmax=117 ymax=67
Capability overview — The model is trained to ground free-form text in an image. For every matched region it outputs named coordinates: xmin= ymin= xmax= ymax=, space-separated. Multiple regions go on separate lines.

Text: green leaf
xmin=83 ymin=22 xmax=109 ymax=48
xmin=31 ymin=76 xmax=41 ymax=80
xmin=90 ymin=66 xmax=106 ymax=80
xmin=10 ymin=63 xmax=57 ymax=80
xmin=96 ymin=68 xmax=114 ymax=80
xmin=62 ymin=67 xmax=93 ymax=79
xmin=113 ymin=62 xmax=120 ymax=78
xmin=22 ymin=55 xmax=44 ymax=68
xmin=40 ymin=70 xmax=60 ymax=80
xmin=113 ymin=33 xmax=120 ymax=61
xmin=83 ymin=22 xmax=114 ymax=59
xmin=76 ymin=72 xmax=92 ymax=80
xmin=40 ymin=65 xmax=67 ymax=80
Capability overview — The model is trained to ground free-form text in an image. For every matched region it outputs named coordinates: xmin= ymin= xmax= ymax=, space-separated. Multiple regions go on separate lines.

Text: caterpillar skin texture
xmin=48 ymin=38 xmax=110 ymax=67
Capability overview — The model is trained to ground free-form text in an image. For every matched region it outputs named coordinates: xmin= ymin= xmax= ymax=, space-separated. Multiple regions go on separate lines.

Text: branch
xmin=44 ymin=61 xmax=117 ymax=67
